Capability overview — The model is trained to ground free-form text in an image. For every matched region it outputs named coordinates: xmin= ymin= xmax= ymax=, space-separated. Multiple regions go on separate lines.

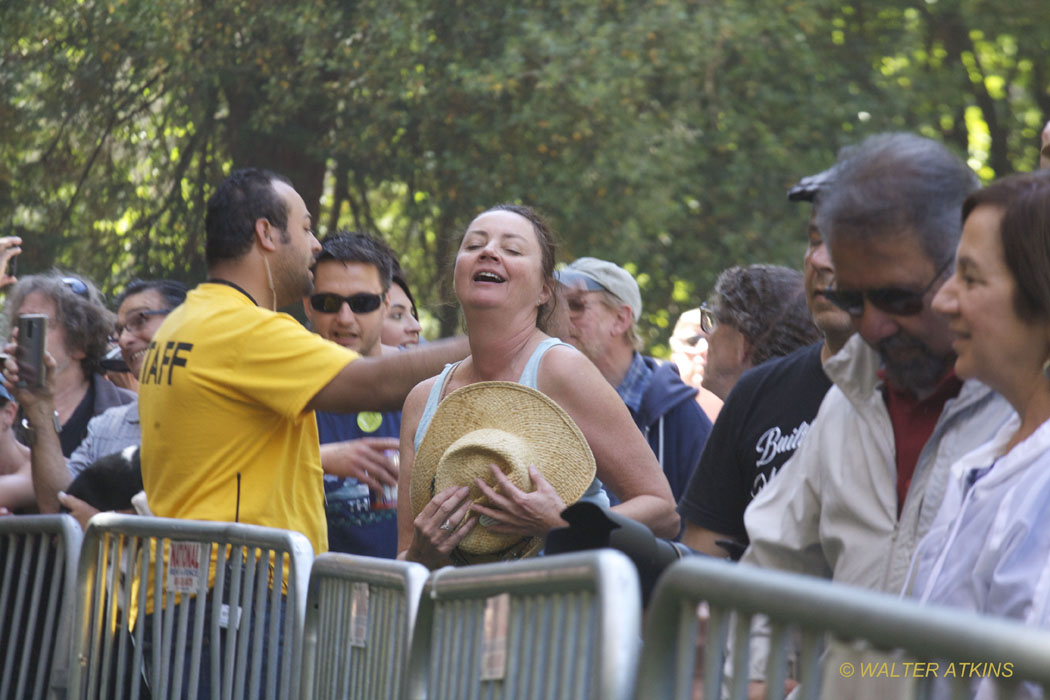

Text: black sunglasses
xmin=822 ymin=258 xmax=952 ymax=317
xmin=309 ymin=292 xmax=383 ymax=314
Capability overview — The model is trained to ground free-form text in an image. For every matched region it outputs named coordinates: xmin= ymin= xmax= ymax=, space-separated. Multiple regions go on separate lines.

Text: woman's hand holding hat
xmin=471 ymin=465 xmax=567 ymax=537
xmin=406 ymin=484 xmax=478 ymax=570
xmin=409 ymin=382 xmax=596 ymax=564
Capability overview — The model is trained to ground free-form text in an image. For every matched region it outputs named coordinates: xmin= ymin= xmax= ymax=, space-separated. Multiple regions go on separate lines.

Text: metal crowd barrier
xmin=299 ymin=553 xmax=428 ymax=699
xmin=637 ymin=556 xmax=1050 ymax=700
xmin=68 ymin=513 xmax=313 ymax=700
xmin=404 ymin=549 xmax=642 ymax=700
xmin=0 ymin=514 xmax=83 ymax=700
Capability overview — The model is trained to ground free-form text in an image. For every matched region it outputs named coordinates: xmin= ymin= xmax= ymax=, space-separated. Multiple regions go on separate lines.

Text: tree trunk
xmin=222 ymin=88 xmax=328 ymax=220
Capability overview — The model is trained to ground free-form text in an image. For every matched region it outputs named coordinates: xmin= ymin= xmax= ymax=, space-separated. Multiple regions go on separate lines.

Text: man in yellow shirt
xmin=138 ymin=169 xmax=466 ymax=554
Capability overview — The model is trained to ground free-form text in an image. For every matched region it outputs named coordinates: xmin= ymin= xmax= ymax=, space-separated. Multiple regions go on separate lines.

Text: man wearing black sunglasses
xmin=137 ymin=169 xmax=468 ymax=562
xmin=737 ymin=133 xmax=1015 ymax=699
xmin=303 ymin=231 xmax=403 ymax=559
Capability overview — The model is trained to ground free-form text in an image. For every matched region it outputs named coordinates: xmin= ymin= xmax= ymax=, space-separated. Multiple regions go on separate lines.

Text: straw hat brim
xmin=411 ymin=381 xmax=597 ymax=563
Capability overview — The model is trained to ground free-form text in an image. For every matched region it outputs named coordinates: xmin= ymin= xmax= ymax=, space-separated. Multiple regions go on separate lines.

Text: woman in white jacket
xmin=909 ymin=170 xmax=1050 ymax=633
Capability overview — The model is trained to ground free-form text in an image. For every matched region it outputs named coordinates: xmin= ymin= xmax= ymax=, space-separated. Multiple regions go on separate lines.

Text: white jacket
xmin=909 ymin=412 xmax=1050 ymax=623
xmin=906 ymin=413 xmax=1050 ymax=700
xmin=738 ymin=334 xmax=1015 ymax=696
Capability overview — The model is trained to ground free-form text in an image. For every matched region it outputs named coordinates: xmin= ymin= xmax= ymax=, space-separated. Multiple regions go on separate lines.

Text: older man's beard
xmin=876 ymin=332 xmax=955 ymax=397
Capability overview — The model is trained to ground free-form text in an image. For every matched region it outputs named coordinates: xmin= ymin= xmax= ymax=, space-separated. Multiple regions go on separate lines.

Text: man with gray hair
xmin=551 ymin=257 xmax=711 ymax=504
xmin=740 ymin=133 xmax=1015 ymax=697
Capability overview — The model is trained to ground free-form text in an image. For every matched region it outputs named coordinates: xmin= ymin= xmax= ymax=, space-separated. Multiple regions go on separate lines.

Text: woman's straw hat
xmin=412 ymin=381 xmax=597 ymax=563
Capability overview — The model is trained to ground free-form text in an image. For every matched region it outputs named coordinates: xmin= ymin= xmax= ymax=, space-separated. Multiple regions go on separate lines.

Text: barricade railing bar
xmin=404 ymin=549 xmax=641 ymax=700
xmin=299 ymin=552 xmax=428 ymax=699
xmin=68 ymin=513 xmax=313 ymax=700
xmin=637 ymin=556 xmax=1050 ymax=700
xmin=0 ymin=514 xmax=83 ymax=700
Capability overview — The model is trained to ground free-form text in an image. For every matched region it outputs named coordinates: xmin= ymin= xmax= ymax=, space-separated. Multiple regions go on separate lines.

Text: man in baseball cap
xmin=678 ymin=163 xmax=853 ymax=561
xmin=551 ymin=257 xmax=711 ymax=510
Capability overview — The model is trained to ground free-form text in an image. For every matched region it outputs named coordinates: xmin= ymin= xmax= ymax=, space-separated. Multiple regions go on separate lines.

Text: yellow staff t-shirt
xmin=138 ymin=282 xmax=356 ymax=554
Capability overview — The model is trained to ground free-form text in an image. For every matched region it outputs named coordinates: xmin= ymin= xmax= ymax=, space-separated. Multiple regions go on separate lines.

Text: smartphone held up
xmin=16 ymin=313 xmax=47 ymax=389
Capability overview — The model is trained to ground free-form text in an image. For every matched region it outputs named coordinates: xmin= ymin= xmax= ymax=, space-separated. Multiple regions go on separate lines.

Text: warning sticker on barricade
xmin=219 ymin=603 xmax=242 ymax=630
xmin=481 ymin=593 xmax=510 ymax=681
xmin=350 ymin=582 xmax=370 ymax=647
xmin=166 ymin=541 xmax=206 ymax=594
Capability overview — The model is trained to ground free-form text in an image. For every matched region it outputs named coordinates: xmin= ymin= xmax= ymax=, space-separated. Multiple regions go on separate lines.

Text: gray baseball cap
xmin=555 ymin=257 xmax=642 ymax=321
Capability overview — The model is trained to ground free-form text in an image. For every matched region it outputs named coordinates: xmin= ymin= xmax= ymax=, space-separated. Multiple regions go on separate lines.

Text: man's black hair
xmin=114 ymin=279 xmax=189 ymax=311
xmin=64 ymin=447 xmax=143 ymax=513
xmin=314 ymin=231 xmax=395 ymax=291
xmin=204 ymin=168 xmax=291 ymax=266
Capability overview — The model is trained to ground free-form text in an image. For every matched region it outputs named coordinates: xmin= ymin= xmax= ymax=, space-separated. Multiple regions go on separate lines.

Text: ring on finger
xmin=440 ymin=518 xmax=454 ymax=532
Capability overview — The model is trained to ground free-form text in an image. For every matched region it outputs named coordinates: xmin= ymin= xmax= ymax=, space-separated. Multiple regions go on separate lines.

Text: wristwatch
xmin=21 ymin=410 xmax=62 ymax=446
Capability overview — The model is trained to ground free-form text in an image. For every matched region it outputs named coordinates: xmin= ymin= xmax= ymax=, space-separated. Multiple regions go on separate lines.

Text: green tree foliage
xmin=2 ymin=0 xmax=1048 ymax=348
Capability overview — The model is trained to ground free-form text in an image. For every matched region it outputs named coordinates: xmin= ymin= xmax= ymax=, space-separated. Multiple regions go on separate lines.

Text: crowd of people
xmin=3 ymin=122 xmax=1050 ymax=696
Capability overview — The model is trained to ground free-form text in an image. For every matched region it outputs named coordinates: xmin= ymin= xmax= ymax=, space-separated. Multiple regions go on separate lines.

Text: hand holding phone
xmin=0 ymin=236 xmax=22 ymax=288
xmin=16 ymin=314 xmax=47 ymax=389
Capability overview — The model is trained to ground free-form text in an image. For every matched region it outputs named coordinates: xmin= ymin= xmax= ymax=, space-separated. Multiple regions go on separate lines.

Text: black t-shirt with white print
xmin=677 ymin=341 xmax=832 ymax=544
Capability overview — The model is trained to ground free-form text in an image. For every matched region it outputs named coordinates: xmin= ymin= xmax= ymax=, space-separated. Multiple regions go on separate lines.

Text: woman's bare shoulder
xmin=404 ymin=374 xmax=440 ymax=418
xmin=537 ymin=343 xmax=608 ymax=398
xmin=538 ymin=342 xmax=587 ymax=373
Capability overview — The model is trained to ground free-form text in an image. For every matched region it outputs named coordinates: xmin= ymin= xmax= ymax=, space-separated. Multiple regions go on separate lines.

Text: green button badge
xmin=357 ymin=411 xmax=383 ymax=433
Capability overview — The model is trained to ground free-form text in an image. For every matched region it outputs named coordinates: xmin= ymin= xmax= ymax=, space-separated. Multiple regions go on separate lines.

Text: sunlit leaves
xmin=2 ymin=0 xmax=1048 ymax=345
